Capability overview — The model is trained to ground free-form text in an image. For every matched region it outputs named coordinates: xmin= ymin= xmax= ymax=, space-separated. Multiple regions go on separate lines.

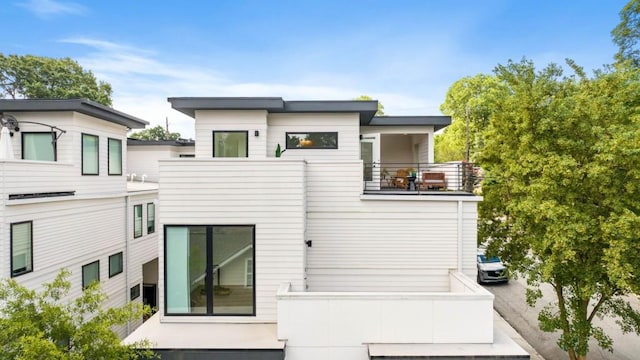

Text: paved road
xmin=485 ymin=278 xmax=640 ymax=360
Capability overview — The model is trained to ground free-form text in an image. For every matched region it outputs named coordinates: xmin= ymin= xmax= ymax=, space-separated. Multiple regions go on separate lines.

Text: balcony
xmin=277 ymin=271 xmax=495 ymax=358
xmin=363 ymin=162 xmax=479 ymax=194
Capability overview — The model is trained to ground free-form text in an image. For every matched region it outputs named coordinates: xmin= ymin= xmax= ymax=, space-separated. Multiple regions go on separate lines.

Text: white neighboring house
xmin=0 ymin=99 xmax=159 ymax=337
xmin=127 ymin=138 xmax=195 ymax=183
xmin=125 ymin=97 xmax=529 ymax=360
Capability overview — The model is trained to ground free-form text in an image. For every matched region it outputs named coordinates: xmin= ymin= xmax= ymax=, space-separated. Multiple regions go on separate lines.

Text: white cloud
xmin=18 ymin=0 xmax=86 ymax=18
xmin=61 ymin=37 xmax=443 ymax=139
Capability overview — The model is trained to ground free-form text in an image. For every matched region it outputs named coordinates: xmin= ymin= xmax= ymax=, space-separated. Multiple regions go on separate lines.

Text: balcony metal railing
xmin=363 ymin=162 xmax=479 ymax=194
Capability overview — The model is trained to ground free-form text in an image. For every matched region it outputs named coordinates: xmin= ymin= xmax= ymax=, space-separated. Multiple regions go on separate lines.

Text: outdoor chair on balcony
xmin=420 ymin=172 xmax=446 ymax=190
xmin=393 ymin=169 xmax=409 ymax=189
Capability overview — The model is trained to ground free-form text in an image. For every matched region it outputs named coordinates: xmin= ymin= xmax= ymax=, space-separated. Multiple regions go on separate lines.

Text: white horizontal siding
xmin=158 ymin=159 xmax=306 ymax=322
xmin=0 ymin=160 xmax=77 ymax=195
xmin=305 ymin=161 xmax=480 ymax=292
xmin=2 ymin=197 xmax=127 ymax=311
xmin=3 ymin=111 xmax=130 ymax=197
xmin=1 ymin=191 xmax=158 ymax=337
xmin=194 ymin=110 xmax=268 ymax=159
xmin=267 ymin=113 xmax=360 ymax=160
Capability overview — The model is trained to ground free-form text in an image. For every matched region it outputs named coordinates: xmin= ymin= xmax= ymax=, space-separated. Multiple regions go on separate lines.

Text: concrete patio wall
xmin=277 ymin=272 xmax=494 ymax=360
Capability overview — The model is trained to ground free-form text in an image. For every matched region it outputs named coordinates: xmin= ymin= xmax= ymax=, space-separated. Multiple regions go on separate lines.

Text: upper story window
xmin=108 ymin=138 xmax=122 ymax=175
xmin=22 ymin=133 xmax=56 ymax=161
xmin=134 ymin=204 xmax=143 ymax=238
xmin=147 ymin=203 xmax=155 ymax=234
xmin=82 ymin=260 xmax=100 ymax=289
xmin=286 ymin=132 xmax=338 ymax=149
xmin=165 ymin=225 xmax=255 ymax=316
xmin=82 ymin=133 xmax=99 ymax=175
xmin=213 ymin=131 xmax=248 ymax=158
xmin=109 ymin=252 xmax=123 ymax=278
xmin=11 ymin=221 xmax=33 ymax=277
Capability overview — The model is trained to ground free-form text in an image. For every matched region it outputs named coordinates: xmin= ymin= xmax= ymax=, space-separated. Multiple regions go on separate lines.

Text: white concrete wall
xmin=267 ymin=113 xmax=360 ymax=160
xmin=277 ymin=272 xmax=494 ymax=360
xmin=305 ymin=161 xmax=481 ymax=291
xmin=158 ymin=159 xmax=307 ymax=323
xmin=194 ymin=110 xmax=268 ymax=159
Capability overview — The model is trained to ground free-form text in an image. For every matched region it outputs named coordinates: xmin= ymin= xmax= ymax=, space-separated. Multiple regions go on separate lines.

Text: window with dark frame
xmin=82 ymin=261 xmax=100 ymax=289
xmin=11 ymin=221 xmax=33 ymax=277
xmin=134 ymin=204 xmax=143 ymax=238
xmin=285 ymin=132 xmax=338 ymax=149
xmin=212 ymin=131 xmax=248 ymax=157
xmin=147 ymin=203 xmax=155 ymax=234
xmin=22 ymin=132 xmax=56 ymax=161
xmin=130 ymin=284 xmax=141 ymax=300
xmin=164 ymin=225 xmax=255 ymax=316
xmin=109 ymin=252 xmax=123 ymax=278
xmin=82 ymin=133 xmax=99 ymax=175
xmin=108 ymin=138 xmax=122 ymax=175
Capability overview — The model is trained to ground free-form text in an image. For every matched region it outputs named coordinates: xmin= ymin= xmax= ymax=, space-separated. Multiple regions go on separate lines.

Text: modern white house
xmin=124 ymin=97 xmax=529 ymax=359
xmin=0 ymin=99 xmax=159 ymax=336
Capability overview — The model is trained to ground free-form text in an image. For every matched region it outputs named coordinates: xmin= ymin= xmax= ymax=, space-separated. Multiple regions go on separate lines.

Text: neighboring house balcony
xmin=364 ymin=162 xmax=479 ymax=194
xmin=0 ymin=159 xmax=77 ymax=201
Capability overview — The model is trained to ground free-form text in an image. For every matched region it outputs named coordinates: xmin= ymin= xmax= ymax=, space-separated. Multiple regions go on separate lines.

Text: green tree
xmin=0 ymin=269 xmax=155 ymax=359
xmin=612 ymin=0 xmax=640 ymax=66
xmin=435 ymin=74 xmax=505 ymax=162
xmin=0 ymin=54 xmax=112 ymax=106
xmin=354 ymin=95 xmax=385 ymax=115
xmin=130 ymin=125 xmax=181 ymax=141
xmin=479 ymin=58 xmax=640 ymax=360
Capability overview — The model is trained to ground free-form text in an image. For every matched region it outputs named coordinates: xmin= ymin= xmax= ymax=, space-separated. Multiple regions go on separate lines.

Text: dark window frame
xmin=212 ymin=130 xmax=249 ymax=158
xmin=10 ymin=221 xmax=33 ymax=277
xmin=147 ymin=203 xmax=155 ymax=234
xmin=133 ymin=204 xmax=143 ymax=238
xmin=130 ymin=284 xmax=141 ymax=300
xmin=163 ymin=224 xmax=256 ymax=317
xmin=107 ymin=138 xmax=123 ymax=176
xmin=82 ymin=260 xmax=100 ymax=289
xmin=285 ymin=131 xmax=338 ymax=149
xmin=109 ymin=252 xmax=123 ymax=278
xmin=21 ymin=132 xmax=57 ymax=161
xmin=81 ymin=133 xmax=99 ymax=176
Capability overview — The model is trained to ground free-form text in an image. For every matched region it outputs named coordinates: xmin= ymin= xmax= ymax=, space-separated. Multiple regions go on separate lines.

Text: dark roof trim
xmin=0 ymin=99 xmax=148 ymax=129
xmin=168 ymin=97 xmax=378 ymax=124
xmin=168 ymin=97 xmax=284 ymax=117
xmin=368 ymin=116 xmax=452 ymax=131
xmin=127 ymin=138 xmax=195 ymax=146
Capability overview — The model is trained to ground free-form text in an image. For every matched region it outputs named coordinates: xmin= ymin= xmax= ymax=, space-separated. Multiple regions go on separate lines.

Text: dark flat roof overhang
xmin=0 ymin=99 xmax=148 ymax=129
xmin=168 ymin=97 xmax=378 ymax=124
xmin=368 ymin=116 xmax=452 ymax=131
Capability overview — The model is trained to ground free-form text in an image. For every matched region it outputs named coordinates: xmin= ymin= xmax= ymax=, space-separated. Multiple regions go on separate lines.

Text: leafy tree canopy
xmin=435 ymin=74 xmax=506 ymax=162
xmin=0 ymin=269 xmax=154 ymax=359
xmin=129 ymin=125 xmax=181 ymax=141
xmin=354 ymin=95 xmax=385 ymax=115
xmin=612 ymin=0 xmax=640 ymax=66
xmin=479 ymin=58 xmax=640 ymax=360
xmin=0 ymin=54 xmax=112 ymax=106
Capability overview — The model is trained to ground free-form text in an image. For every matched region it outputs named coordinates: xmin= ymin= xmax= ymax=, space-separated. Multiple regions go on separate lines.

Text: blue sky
xmin=2 ymin=0 xmax=629 ymax=138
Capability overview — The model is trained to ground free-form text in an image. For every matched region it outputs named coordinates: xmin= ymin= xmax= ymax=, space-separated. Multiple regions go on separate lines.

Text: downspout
xmin=457 ymin=200 xmax=463 ymax=273
xmin=125 ymin=194 xmax=130 ymax=335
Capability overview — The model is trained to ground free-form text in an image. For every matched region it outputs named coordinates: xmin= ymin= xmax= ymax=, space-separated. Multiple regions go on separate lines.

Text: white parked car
xmin=477 ymin=250 xmax=508 ymax=284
